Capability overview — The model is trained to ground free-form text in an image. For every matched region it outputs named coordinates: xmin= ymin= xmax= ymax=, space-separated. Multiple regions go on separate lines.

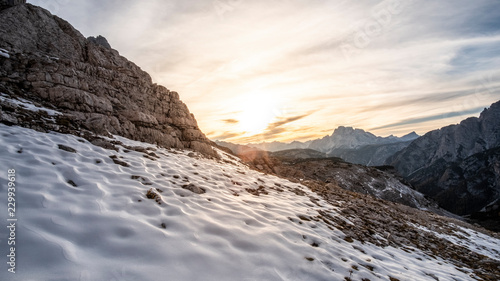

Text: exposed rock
xmin=0 ymin=0 xmax=25 ymax=10
xmin=327 ymin=141 xmax=414 ymax=166
xmin=236 ymin=149 xmax=449 ymax=216
xmin=87 ymin=35 xmax=111 ymax=49
xmin=0 ymin=4 xmax=216 ymax=157
xmin=388 ymin=100 xmax=500 ymax=222
xmin=284 ymin=158 xmax=449 ymax=216
xmin=182 ymin=183 xmax=206 ymax=194
xmin=58 ymin=144 xmax=77 ymax=153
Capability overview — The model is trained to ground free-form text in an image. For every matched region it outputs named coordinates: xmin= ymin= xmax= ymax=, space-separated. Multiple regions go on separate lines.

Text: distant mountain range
xmin=217 ymin=126 xmax=419 ymax=166
xmin=387 ymin=100 xmax=500 ymax=224
xmin=218 ymin=101 xmax=500 ymax=231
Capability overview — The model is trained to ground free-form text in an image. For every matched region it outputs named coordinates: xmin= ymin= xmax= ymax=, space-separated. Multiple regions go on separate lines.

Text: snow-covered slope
xmin=0 ymin=124 xmax=499 ymax=280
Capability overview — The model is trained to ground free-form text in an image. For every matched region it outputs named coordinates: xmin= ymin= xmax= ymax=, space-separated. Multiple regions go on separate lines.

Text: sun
xmin=236 ymin=93 xmax=281 ymax=135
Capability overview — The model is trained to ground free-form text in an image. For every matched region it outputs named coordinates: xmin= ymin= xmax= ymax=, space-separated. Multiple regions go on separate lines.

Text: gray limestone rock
xmin=388 ymin=101 xmax=500 ymax=216
xmin=87 ymin=35 xmax=112 ymax=49
xmin=0 ymin=4 xmax=216 ymax=157
xmin=0 ymin=0 xmax=25 ymax=10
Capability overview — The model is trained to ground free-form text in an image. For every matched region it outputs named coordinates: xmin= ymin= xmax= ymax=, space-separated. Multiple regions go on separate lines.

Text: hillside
xmin=0 ymin=2 xmax=499 ymax=280
xmin=1 ymin=123 xmax=500 ymax=280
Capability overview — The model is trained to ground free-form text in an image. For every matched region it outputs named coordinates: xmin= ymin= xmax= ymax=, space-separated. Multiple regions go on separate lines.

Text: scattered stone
xmin=344 ymin=236 xmax=354 ymax=243
xmin=291 ymin=188 xmax=306 ymax=196
xmin=297 ymin=215 xmax=311 ymax=221
xmin=182 ymin=183 xmax=205 ymax=194
xmin=246 ymin=186 xmax=268 ymax=196
xmin=146 ymin=188 xmax=162 ymax=203
xmin=109 ymin=155 xmax=129 ymax=167
xmin=90 ymin=139 xmax=119 ymax=151
xmin=67 ymin=180 xmax=77 ymax=187
xmin=58 ymin=144 xmax=77 ymax=153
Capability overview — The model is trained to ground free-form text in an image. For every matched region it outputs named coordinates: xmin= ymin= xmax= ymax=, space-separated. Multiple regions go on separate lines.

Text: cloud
xmin=233 ymin=114 xmax=316 ymax=143
xmin=210 ymin=131 xmax=242 ymax=140
xmin=29 ymin=0 xmax=500 ymax=142
xmin=222 ymin=119 xmax=239 ymax=124
xmin=370 ymin=106 xmax=486 ymax=131
xmin=265 ymin=113 xmax=312 ymax=130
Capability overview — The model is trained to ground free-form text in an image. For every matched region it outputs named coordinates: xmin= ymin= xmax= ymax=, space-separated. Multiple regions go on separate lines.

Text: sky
xmin=29 ymin=0 xmax=500 ymax=144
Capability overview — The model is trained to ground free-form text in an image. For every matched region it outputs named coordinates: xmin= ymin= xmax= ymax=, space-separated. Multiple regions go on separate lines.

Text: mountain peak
xmin=87 ymin=35 xmax=112 ymax=49
xmin=0 ymin=3 xmax=216 ymax=156
xmin=333 ymin=126 xmax=364 ymax=135
xmin=388 ymin=99 xmax=500 ymax=219
xmin=401 ymin=131 xmax=419 ymax=141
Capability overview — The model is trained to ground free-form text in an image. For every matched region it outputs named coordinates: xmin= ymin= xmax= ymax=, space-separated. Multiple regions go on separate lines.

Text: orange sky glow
xmin=30 ymin=0 xmax=500 ymax=144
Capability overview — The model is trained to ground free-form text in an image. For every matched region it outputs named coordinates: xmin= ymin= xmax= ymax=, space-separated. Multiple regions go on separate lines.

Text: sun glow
xmin=236 ymin=93 xmax=282 ymax=135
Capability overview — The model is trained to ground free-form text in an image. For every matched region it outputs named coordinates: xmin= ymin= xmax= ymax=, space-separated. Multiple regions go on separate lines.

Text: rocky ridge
xmin=388 ymin=100 xmax=500 ymax=225
xmin=0 ymin=3 xmax=215 ymax=156
xmin=232 ymin=147 xmax=449 ymax=216
xmin=241 ymin=126 xmax=419 ymax=166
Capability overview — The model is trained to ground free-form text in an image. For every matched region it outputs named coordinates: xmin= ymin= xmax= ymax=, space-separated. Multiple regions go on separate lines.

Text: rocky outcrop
xmin=0 ymin=0 xmax=25 ymax=10
xmin=389 ymin=101 xmax=500 ymax=177
xmin=0 ymin=4 xmax=216 ymax=156
xmin=87 ymin=35 xmax=112 ymax=49
xmin=388 ymin=100 xmax=500 ymax=218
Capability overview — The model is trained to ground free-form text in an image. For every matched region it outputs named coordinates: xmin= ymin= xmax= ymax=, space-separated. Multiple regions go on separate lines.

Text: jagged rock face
xmin=388 ymin=100 xmax=500 ymax=216
xmin=436 ymin=147 xmax=500 ymax=214
xmin=87 ymin=35 xmax=112 ymax=49
xmin=389 ymin=102 xmax=500 ymax=177
xmin=0 ymin=0 xmax=25 ymax=9
xmin=0 ymin=4 xmax=215 ymax=156
xmin=327 ymin=141 xmax=414 ymax=166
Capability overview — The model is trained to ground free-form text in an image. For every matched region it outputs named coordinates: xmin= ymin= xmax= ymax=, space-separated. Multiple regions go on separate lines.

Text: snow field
xmin=0 ymin=124 xmax=496 ymax=280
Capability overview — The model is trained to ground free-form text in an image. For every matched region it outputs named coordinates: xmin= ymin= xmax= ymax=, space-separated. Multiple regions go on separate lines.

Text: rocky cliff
xmin=0 ymin=3 xmax=215 ymax=156
xmin=388 ymin=100 xmax=500 ymax=218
